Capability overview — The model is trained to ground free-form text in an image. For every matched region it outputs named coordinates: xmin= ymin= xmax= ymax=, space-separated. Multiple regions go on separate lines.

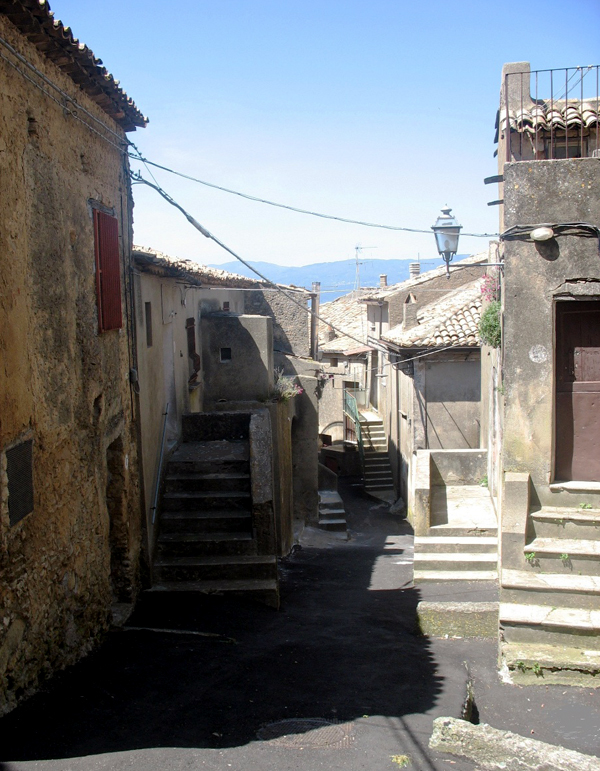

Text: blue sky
xmin=51 ymin=0 xmax=600 ymax=267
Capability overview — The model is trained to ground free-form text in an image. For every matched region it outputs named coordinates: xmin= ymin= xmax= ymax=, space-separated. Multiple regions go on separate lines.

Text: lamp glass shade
xmin=431 ymin=207 xmax=462 ymax=255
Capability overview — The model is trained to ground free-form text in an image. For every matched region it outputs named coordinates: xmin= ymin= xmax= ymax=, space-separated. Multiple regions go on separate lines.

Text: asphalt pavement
xmin=1 ymin=478 xmax=598 ymax=771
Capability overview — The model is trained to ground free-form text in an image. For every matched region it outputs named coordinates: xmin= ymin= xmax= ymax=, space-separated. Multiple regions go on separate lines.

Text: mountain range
xmin=207 ymin=257 xmax=468 ymax=301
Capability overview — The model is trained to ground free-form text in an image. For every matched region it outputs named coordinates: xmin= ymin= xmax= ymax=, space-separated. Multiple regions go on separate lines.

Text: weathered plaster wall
xmin=0 ymin=15 xmax=141 ymax=714
xmin=201 ymin=314 xmax=274 ymax=407
xmin=244 ymin=290 xmax=311 ymax=359
xmin=424 ymin=357 xmax=481 ymax=450
xmin=502 ymin=158 xmax=600 ymax=503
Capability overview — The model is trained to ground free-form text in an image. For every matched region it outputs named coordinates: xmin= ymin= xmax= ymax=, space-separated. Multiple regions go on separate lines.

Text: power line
xmin=132 ymin=171 xmax=488 ymax=364
xmin=128 ymin=149 xmax=498 ymax=238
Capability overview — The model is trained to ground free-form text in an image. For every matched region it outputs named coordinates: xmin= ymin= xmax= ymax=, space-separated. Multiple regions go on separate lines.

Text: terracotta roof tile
xmin=318 ymin=289 xmax=374 ymax=354
xmin=382 ymin=279 xmax=483 ymax=349
xmin=500 ymin=99 xmax=599 ymax=135
xmin=360 ymin=253 xmax=488 ymax=302
xmin=1 ymin=0 xmax=147 ymax=130
xmin=133 ymin=245 xmax=309 ymax=292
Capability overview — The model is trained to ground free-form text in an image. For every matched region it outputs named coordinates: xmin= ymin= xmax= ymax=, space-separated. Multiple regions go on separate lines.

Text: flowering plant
xmin=481 ymin=274 xmax=500 ymax=302
xmin=271 ymin=368 xmax=303 ymax=402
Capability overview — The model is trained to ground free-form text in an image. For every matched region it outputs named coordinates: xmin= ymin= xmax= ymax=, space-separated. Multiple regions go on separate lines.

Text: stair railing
xmin=343 ymin=389 xmax=365 ymax=474
xmin=151 ymin=402 xmax=169 ymax=525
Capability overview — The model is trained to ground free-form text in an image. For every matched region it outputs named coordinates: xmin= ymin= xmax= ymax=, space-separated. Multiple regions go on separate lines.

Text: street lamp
xmin=432 ymin=206 xmax=462 ymax=278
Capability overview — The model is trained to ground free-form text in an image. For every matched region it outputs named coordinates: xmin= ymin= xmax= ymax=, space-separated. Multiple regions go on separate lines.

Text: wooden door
xmin=555 ymin=300 xmax=600 ymax=481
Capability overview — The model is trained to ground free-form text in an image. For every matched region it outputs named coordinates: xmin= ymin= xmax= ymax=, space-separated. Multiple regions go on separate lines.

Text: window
xmin=223 ymin=301 xmax=230 ymax=312
xmin=7 ymin=440 xmax=34 ymax=526
xmin=220 ymin=347 xmax=232 ymax=362
xmin=145 ymin=302 xmax=153 ymax=347
xmin=93 ymin=209 xmax=123 ymax=332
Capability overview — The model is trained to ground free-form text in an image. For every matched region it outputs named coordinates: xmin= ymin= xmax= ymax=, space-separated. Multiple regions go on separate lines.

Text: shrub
xmin=479 ymin=300 xmax=501 ymax=348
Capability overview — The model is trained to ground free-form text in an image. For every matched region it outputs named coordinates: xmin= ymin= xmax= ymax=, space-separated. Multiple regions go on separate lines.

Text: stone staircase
xmin=359 ymin=415 xmax=394 ymax=495
xmin=414 ymin=485 xmax=498 ymax=582
xmin=318 ymin=489 xmax=348 ymax=534
xmin=151 ymin=414 xmax=279 ymax=607
xmin=500 ymin=505 xmax=600 ymax=683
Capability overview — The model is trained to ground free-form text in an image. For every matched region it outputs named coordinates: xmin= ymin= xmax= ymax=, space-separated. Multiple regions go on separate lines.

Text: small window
xmin=220 ymin=347 xmax=232 ymax=362
xmin=145 ymin=302 xmax=153 ymax=347
xmin=330 ymin=357 xmax=339 ymax=367
xmin=7 ymin=440 xmax=34 ymax=526
xmin=223 ymin=301 xmax=230 ymax=312
xmin=93 ymin=209 xmax=122 ymax=332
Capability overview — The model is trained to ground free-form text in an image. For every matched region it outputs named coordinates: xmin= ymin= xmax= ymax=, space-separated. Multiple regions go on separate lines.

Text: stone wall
xmin=502 ymin=158 xmax=600 ymax=504
xmin=0 ymin=15 xmax=141 ymax=714
xmin=244 ymin=289 xmax=311 ymax=359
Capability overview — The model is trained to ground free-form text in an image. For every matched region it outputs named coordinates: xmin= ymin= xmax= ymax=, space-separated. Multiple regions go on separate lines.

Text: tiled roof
xmin=1 ymin=0 xmax=147 ymax=130
xmin=318 ymin=289 xmax=374 ymax=354
xmin=133 ymin=246 xmax=308 ymax=292
xmin=500 ymin=100 xmax=599 ymax=134
xmin=382 ymin=279 xmax=483 ymax=349
xmin=359 ymin=253 xmax=488 ymax=302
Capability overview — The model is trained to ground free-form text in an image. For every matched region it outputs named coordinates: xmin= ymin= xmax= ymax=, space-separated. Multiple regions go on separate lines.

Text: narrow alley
xmin=2 ymin=480 xmax=599 ymax=771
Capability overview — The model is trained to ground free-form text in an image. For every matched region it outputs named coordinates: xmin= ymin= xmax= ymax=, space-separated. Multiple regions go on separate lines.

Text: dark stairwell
xmin=151 ymin=412 xmax=279 ymax=608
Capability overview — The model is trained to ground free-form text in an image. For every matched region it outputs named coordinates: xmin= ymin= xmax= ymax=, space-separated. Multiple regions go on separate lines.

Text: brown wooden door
xmin=555 ymin=301 xmax=600 ymax=481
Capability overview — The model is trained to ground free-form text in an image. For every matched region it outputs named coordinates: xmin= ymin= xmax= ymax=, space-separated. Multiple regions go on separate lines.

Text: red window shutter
xmin=93 ymin=209 xmax=123 ymax=332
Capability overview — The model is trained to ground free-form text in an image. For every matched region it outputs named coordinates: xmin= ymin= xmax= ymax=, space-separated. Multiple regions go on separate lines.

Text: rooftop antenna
xmin=354 ymin=244 xmax=377 ymax=292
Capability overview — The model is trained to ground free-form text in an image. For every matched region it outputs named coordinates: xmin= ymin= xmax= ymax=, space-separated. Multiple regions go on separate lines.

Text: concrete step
xmin=364 ymin=482 xmax=394 ymax=491
xmin=318 ymin=491 xmax=344 ymax=510
xmin=157 ymin=532 xmax=256 ymax=557
xmin=164 ymin=473 xmax=250 ymax=493
xmin=148 ymin=578 xmax=279 ymax=608
xmin=162 ymin=491 xmax=252 ymax=512
xmin=524 ymin=538 xmax=600 ymax=575
xmin=501 ymin=641 xmax=600 ymax=686
xmin=153 ymin=555 xmax=277 ymax=583
xmin=318 ymin=517 xmax=348 ymax=531
xmin=531 ymin=507 xmax=600 ymax=540
xmin=500 ymin=602 xmax=600 ymax=650
xmin=414 ymin=553 xmax=497 ymax=571
xmin=159 ymin=510 xmax=252 ymax=533
xmin=318 ymin=507 xmax=345 ymax=517
xmin=414 ymin=536 xmax=498 ymax=554
xmin=167 ymin=440 xmax=249 ymax=475
xmin=414 ymin=570 xmax=498 ymax=583
xmin=428 ymin=525 xmax=498 ymax=538
xmin=501 ymin=569 xmax=600 ymax=610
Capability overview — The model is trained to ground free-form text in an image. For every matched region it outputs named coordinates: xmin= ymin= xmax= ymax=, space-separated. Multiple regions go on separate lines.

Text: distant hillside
xmin=207 ymin=257 xmax=468 ymax=301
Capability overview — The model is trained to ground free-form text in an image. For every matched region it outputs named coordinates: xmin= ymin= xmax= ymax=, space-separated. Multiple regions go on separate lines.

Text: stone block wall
xmin=0 ymin=15 xmax=141 ymax=714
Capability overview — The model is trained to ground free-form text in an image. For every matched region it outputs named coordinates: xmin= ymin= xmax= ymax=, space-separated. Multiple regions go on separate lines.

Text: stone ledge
xmin=429 ymin=716 xmax=600 ymax=770
xmin=417 ymin=601 xmax=498 ymax=638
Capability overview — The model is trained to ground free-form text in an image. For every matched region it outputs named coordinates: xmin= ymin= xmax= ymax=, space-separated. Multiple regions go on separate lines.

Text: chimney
xmin=409 ymin=262 xmax=420 ymax=278
xmin=403 ymin=294 xmax=418 ymax=329
xmin=379 ymin=274 xmax=387 ymax=288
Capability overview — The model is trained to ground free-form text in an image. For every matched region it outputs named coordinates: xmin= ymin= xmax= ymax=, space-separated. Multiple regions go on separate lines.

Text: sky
xmin=49 ymin=0 xmax=600 ymax=269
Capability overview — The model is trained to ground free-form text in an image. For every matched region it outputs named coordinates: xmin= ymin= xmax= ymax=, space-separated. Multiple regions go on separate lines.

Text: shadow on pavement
xmin=0 ymin=481 xmax=452 ymax=763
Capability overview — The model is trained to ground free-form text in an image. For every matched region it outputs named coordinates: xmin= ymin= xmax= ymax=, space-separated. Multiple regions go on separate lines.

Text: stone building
xmin=132 ymin=247 xmax=320 ymax=601
xmin=490 ymin=62 xmax=600 ymax=682
xmin=0 ymin=1 xmax=146 ymax=714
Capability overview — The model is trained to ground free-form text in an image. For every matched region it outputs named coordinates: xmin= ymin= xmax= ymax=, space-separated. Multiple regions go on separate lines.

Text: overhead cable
xmin=128 ymin=149 xmax=498 ymax=238
xmin=132 ymin=171 xmax=488 ymax=364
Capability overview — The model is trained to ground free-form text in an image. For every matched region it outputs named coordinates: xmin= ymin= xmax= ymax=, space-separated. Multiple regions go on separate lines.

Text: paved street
xmin=1 ymin=479 xmax=599 ymax=771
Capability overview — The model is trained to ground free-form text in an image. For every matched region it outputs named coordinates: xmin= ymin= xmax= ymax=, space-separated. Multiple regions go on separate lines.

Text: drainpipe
xmin=310 ymin=281 xmax=320 ymax=360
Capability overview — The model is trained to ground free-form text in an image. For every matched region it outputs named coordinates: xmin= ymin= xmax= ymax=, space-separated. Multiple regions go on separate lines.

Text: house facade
xmin=492 ymin=62 xmax=600 ymax=682
xmin=0 ymin=2 xmax=146 ymax=714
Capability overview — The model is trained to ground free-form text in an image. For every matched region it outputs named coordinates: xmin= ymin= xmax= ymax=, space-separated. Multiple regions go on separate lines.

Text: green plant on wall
xmin=479 ymin=300 xmax=501 ymax=348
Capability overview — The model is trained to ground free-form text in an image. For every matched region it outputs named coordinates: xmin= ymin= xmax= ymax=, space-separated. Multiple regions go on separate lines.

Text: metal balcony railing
xmin=343 ymin=388 xmax=365 ymax=472
xmin=502 ymin=65 xmax=599 ymax=162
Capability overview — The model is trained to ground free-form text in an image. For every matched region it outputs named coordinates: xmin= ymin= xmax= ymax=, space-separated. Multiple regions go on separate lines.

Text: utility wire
xmin=128 ymin=150 xmax=498 ymax=238
xmin=132 ymin=172 xmax=488 ymax=364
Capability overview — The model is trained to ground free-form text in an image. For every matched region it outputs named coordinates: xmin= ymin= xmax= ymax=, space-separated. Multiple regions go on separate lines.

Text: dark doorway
xmin=555 ymin=300 xmax=600 ymax=482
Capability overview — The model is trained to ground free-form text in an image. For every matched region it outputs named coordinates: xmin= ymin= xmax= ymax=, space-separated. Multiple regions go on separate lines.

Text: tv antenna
xmin=354 ymin=244 xmax=377 ymax=291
